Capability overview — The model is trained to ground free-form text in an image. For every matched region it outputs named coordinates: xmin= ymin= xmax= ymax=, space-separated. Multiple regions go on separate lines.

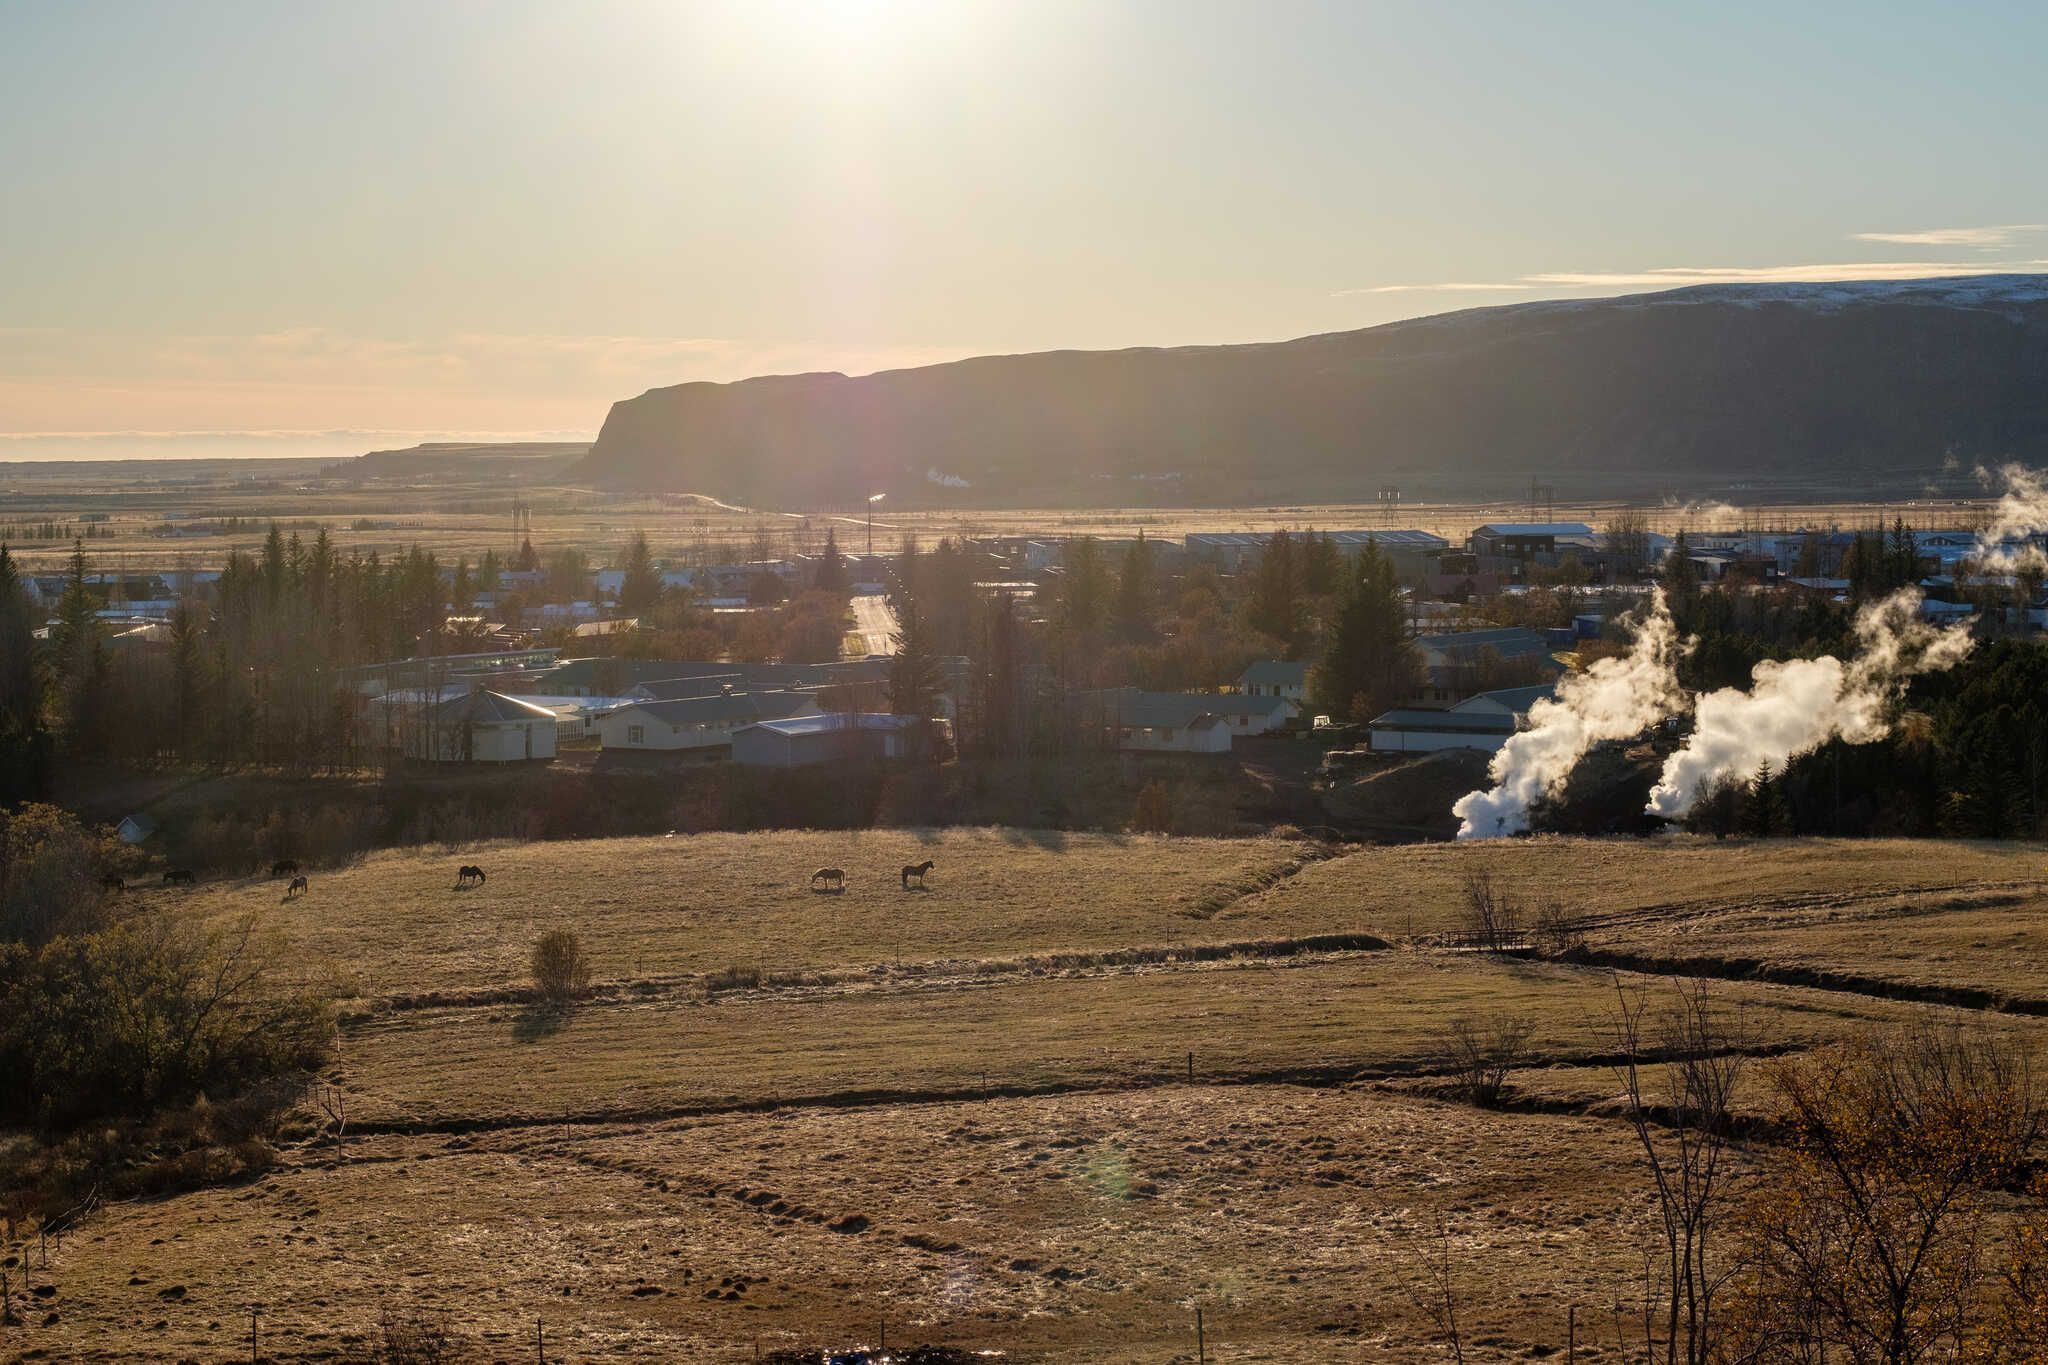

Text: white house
xmin=116 ymin=813 xmax=158 ymax=845
xmin=405 ymin=690 xmax=559 ymax=763
xmin=598 ymin=691 xmax=823 ymax=757
xmin=1237 ymin=660 xmax=1309 ymax=703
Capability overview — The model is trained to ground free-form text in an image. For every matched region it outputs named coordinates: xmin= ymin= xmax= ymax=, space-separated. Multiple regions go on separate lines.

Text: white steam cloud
xmin=1453 ymin=592 xmax=1689 ymax=839
xmin=1972 ymin=463 xmax=2048 ymax=574
xmin=1646 ymin=590 xmax=1973 ymax=819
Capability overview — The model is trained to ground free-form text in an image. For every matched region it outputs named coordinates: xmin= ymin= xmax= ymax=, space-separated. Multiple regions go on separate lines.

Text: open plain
xmin=12 ymin=832 xmax=2048 ymax=1363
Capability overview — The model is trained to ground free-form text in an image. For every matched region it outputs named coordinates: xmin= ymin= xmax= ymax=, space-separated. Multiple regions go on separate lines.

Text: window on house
xmin=627 ymin=724 xmax=644 ymax=743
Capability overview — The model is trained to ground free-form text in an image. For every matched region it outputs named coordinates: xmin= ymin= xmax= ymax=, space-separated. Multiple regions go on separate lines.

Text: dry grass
xmin=21 ymin=830 xmax=2048 ymax=1362
xmin=22 ymin=1087 xmax=1693 ymax=1363
xmin=181 ymin=829 xmax=1327 ymax=1003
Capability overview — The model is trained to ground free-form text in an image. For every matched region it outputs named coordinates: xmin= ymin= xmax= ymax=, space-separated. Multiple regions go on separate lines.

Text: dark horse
xmin=901 ymin=859 xmax=935 ymax=890
xmin=162 ymin=868 xmax=196 ymax=886
xmin=456 ymin=864 xmax=487 ymax=888
xmin=101 ymin=873 xmax=125 ymax=893
xmin=271 ymin=859 xmax=300 ymax=878
xmin=285 ymin=875 xmax=309 ymax=898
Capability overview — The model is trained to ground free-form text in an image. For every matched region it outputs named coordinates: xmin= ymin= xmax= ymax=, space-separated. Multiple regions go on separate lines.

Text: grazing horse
xmin=162 ymin=868 xmax=196 ymax=886
xmin=270 ymin=859 xmax=300 ymax=878
xmin=101 ymin=873 xmax=124 ymax=893
xmin=285 ymin=874 xmax=309 ymax=898
xmin=456 ymin=864 xmax=487 ymax=888
xmin=810 ymin=867 xmax=845 ymax=891
xmin=901 ymin=859 xmax=935 ymax=890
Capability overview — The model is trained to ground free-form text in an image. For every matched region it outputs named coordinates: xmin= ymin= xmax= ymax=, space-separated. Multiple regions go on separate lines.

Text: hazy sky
xmin=4 ymin=0 xmax=2046 ymax=458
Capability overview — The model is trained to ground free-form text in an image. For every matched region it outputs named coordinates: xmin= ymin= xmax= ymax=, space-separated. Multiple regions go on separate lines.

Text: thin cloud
xmin=1852 ymin=224 xmax=2045 ymax=247
xmin=1340 ymin=258 xmax=2048 ymax=296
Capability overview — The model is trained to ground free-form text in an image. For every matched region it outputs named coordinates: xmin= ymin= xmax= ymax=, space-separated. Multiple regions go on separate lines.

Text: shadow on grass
xmin=513 ymin=1001 xmax=575 ymax=1043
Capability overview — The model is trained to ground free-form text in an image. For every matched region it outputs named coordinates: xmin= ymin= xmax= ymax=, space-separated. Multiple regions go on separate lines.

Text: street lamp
xmin=867 ymin=492 xmax=886 ymax=556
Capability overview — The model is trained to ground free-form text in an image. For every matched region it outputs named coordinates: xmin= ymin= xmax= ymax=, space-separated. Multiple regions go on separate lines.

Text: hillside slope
xmin=577 ymin=276 xmax=2048 ymax=506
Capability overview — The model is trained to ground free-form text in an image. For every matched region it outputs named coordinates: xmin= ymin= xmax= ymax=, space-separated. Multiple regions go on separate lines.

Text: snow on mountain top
xmin=1375 ymin=273 xmax=2048 ymax=339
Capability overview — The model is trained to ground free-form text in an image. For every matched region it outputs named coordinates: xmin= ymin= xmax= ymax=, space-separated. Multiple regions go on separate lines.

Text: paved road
xmin=848 ymin=593 xmax=899 ymax=657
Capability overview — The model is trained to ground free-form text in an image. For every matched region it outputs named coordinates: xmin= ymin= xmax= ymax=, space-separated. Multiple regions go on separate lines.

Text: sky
xmin=3 ymin=0 xmax=2046 ymax=460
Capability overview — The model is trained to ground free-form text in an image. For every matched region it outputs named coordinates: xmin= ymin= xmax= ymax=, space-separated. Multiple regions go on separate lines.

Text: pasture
xmin=19 ymin=832 xmax=2048 ymax=1361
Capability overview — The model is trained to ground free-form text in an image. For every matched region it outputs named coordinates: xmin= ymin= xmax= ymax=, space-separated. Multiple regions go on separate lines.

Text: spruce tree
xmin=1308 ymin=541 xmax=1416 ymax=721
xmin=618 ymin=531 xmax=662 ymax=615
xmin=1114 ymin=532 xmax=1154 ymax=640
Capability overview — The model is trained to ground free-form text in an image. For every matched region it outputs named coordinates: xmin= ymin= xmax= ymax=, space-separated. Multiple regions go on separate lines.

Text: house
xmin=1468 ymin=523 xmax=1600 ymax=573
xmin=1411 ymin=628 xmax=1561 ymax=704
xmin=1366 ymin=683 xmax=1556 ymax=754
xmin=116 ymin=813 xmax=158 ymax=845
xmin=731 ymin=712 xmax=923 ymax=767
xmin=1237 ymin=660 xmax=1309 ymax=703
xmin=1083 ymin=688 xmax=1297 ymax=752
xmin=404 ymin=690 xmax=559 ymax=763
xmin=597 ymin=691 xmax=823 ymax=758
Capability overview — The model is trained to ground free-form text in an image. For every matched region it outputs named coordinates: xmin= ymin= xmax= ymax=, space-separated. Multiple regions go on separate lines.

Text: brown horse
xmin=271 ymin=859 xmax=300 ymax=878
xmin=101 ymin=873 xmax=125 ymax=893
xmin=811 ymin=867 xmax=845 ymax=892
xmin=162 ymin=868 xmax=196 ymax=887
xmin=455 ymin=864 xmax=486 ymax=888
xmin=901 ymin=860 xmax=935 ymax=889
xmin=285 ymin=875 xmax=309 ymax=898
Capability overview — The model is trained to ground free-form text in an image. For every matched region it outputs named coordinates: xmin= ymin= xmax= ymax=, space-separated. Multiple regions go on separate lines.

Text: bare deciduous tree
xmin=1612 ymin=977 xmax=1750 ymax=1365
xmin=1398 ymin=1203 xmax=1468 ymax=1364
xmin=1441 ymin=1013 xmax=1532 ymax=1107
xmin=1460 ymin=866 xmax=1521 ymax=952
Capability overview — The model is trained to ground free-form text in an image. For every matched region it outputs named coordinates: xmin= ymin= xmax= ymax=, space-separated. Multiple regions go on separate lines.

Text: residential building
xmin=403 ymin=690 xmax=559 ymax=763
xmin=731 ymin=713 xmax=923 ymax=767
xmin=597 ymin=691 xmax=823 ymax=758
xmin=1236 ymin=659 xmax=1309 ymax=703
xmin=1083 ymin=688 xmax=1298 ymax=752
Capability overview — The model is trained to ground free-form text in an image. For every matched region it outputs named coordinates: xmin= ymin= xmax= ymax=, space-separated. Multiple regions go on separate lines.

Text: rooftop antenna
xmin=1377 ymin=484 xmax=1402 ymax=528
xmin=1528 ymin=476 xmax=1555 ymax=524
xmin=867 ymin=492 xmax=886 ymax=556
xmin=510 ymin=496 xmax=531 ymax=551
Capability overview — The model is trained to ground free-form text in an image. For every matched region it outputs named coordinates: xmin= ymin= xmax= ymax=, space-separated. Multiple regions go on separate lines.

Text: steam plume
xmin=1973 ymin=462 xmax=2048 ymax=574
xmin=1453 ymin=591 xmax=1688 ymax=839
xmin=1646 ymin=589 xmax=1972 ymax=819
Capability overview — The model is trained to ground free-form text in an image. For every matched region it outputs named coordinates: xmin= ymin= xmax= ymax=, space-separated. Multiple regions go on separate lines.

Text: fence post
xmin=1197 ymin=1306 xmax=1206 ymax=1362
xmin=536 ymin=1315 xmax=544 ymax=1363
xmin=250 ymin=1307 xmax=259 ymax=1363
xmin=1186 ymin=1050 xmax=1194 ymax=1083
xmin=1567 ymin=1304 xmax=1575 ymax=1364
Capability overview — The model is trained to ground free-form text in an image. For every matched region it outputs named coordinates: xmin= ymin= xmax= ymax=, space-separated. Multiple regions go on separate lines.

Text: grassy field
xmin=16 ymin=831 xmax=2048 ymax=1362
xmin=0 ymin=453 xmax=2005 ymax=573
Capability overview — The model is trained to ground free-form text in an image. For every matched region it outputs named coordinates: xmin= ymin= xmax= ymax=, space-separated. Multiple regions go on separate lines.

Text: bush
xmin=372 ymin=1306 xmax=463 ymax=1365
xmin=1458 ymin=866 xmax=1521 ymax=951
xmin=0 ymin=913 xmax=333 ymax=1130
xmin=530 ymin=929 xmax=589 ymax=1003
xmin=0 ymin=803 xmax=120 ymax=946
xmin=1439 ymin=1013 xmax=1531 ymax=1107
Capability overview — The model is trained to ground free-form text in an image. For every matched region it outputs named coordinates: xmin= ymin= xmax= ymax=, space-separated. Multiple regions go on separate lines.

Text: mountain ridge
xmin=576 ymin=275 xmax=2048 ymax=507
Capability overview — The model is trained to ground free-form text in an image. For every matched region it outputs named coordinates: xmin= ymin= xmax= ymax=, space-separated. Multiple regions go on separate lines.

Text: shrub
xmin=530 ymin=929 xmax=589 ymax=1003
xmin=373 ymin=1306 xmax=463 ymax=1364
xmin=0 ymin=913 xmax=333 ymax=1129
xmin=0 ymin=803 xmax=119 ymax=946
xmin=1439 ymin=1013 xmax=1531 ymax=1107
xmin=1458 ymin=866 xmax=1520 ymax=951
xmin=1131 ymin=780 xmax=1172 ymax=834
